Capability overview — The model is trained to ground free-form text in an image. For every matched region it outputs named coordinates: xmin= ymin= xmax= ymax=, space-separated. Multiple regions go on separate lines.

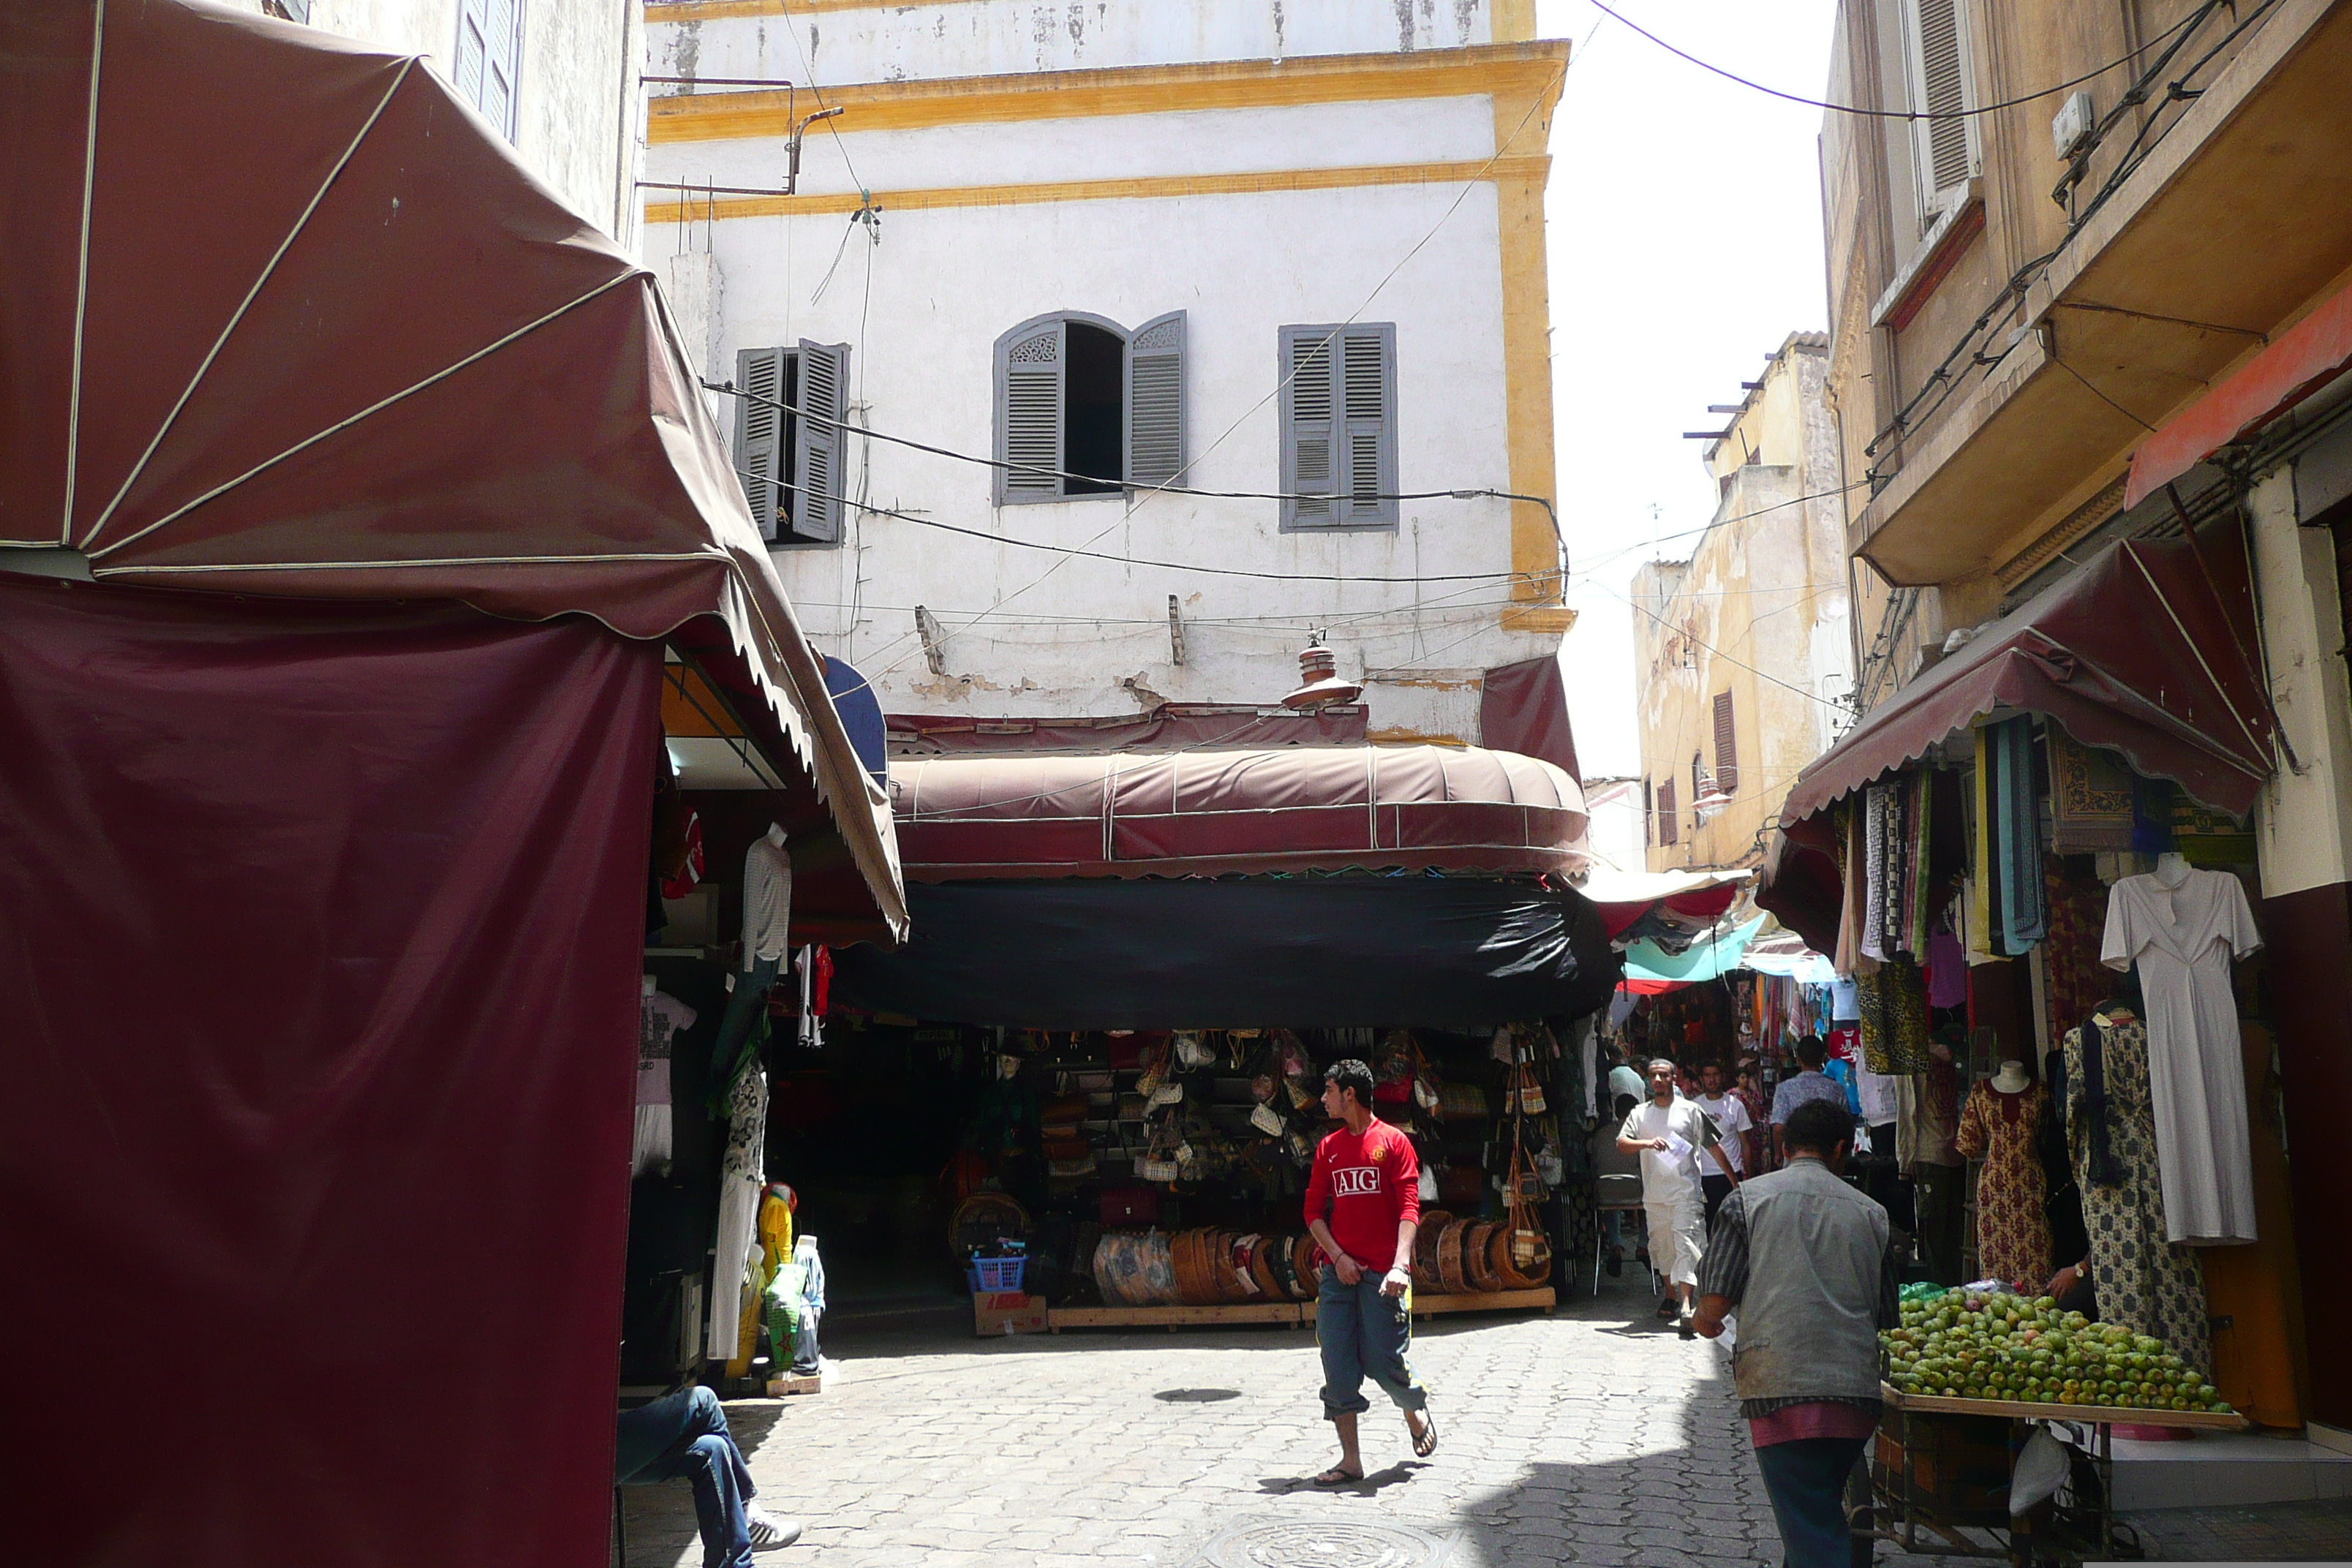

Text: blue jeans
xmin=1315 ymin=1268 xmax=1428 ymax=1418
xmin=1753 ymin=1435 xmax=1866 ymax=1568
xmin=616 ymin=1387 xmax=757 ymax=1568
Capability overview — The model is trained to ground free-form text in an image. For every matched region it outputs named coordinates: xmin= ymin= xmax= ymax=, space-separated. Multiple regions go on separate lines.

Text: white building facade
xmin=642 ymin=0 xmax=1572 ymax=745
xmin=236 ymin=0 xmax=643 ymax=246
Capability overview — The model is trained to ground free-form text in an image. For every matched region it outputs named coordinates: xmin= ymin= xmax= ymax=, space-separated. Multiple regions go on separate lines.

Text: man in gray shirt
xmin=1693 ymin=1098 xmax=1899 ymax=1568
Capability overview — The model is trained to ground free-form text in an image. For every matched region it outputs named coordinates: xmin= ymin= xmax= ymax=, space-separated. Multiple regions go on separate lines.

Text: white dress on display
xmin=2100 ymin=862 xmax=2261 ymax=1244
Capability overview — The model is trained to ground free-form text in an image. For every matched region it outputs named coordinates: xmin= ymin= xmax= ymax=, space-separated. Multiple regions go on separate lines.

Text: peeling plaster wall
xmin=651 ymin=0 xmax=1502 ymax=86
xmin=1632 ymin=339 xmax=1849 ymax=871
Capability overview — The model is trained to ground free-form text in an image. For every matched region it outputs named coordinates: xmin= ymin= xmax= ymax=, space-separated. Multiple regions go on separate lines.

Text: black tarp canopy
xmin=832 ymin=878 xmax=1618 ymax=1030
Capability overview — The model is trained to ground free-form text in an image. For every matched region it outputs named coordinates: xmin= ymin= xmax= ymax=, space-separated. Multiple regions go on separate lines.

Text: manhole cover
xmin=1201 ymin=1520 xmax=1454 ymax=1568
xmin=1155 ymin=1387 xmax=1242 ymax=1403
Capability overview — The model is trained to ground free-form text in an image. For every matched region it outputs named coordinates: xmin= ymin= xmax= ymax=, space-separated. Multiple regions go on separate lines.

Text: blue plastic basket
xmin=971 ymin=1256 xmax=1027 ymax=1293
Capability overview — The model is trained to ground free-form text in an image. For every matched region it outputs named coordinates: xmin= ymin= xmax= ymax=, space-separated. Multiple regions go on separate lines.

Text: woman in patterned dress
xmin=1955 ymin=1074 xmax=2053 ymax=1289
xmin=2062 ymin=1006 xmax=2211 ymax=1376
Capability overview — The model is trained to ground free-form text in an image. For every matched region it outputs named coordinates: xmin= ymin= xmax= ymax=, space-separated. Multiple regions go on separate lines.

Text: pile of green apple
xmin=1882 ymin=1289 xmax=2232 ymax=1414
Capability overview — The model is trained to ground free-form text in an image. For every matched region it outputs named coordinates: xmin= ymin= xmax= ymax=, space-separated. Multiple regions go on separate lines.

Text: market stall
xmin=1869 ymin=1286 xmax=2247 ymax=1564
xmin=1760 ymin=528 xmax=2307 ymax=1431
xmin=799 ymin=745 xmax=1621 ymax=1331
xmin=0 ymin=7 xmax=900 ymax=1565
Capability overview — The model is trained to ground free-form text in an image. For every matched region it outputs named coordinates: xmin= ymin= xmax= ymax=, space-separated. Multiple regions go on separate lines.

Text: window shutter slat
xmin=1123 ymin=311 xmax=1186 ymax=491
xmin=794 ymin=339 xmax=850 ymax=543
xmin=1281 ymin=326 xmax=1338 ymax=526
xmin=1659 ymin=778 xmax=1678 ymax=846
xmin=1906 ymin=0 xmax=1975 ymax=213
xmin=1339 ymin=326 xmax=1397 ymax=524
xmin=997 ymin=321 xmax=1063 ymax=504
xmin=734 ymin=346 xmax=785 ymax=542
xmin=1712 ymin=691 xmax=1739 ymax=796
xmin=454 ymin=0 xmax=489 ymax=104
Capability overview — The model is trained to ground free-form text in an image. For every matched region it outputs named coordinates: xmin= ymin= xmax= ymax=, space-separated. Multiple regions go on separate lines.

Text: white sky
xmin=1537 ymin=0 xmax=1841 ymax=778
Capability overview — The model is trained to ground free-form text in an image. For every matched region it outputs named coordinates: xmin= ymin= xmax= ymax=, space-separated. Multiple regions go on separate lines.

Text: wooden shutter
xmin=734 ymin=346 xmax=785 ymax=542
xmin=1904 ymin=0 xmax=1975 ymax=214
xmin=996 ymin=319 xmax=1063 ymax=504
xmin=1338 ymin=325 xmax=1397 ymax=524
xmin=481 ymin=0 xmax=521 ymax=140
xmin=1712 ymin=691 xmax=1739 ymax=796
xmin=1124 ymin=311 xmax=1186 ymax=491
xmin=1643 ymin=778 xmax=1654 ymax=848
xmin=454 ymin=0 xmax=489 ymax=106
xmin=792 ymin=339 xmax=849 ymax=543
xmin=1658 ymin=778 xmax=1678 ymax=845
xmin=1279 ymin=326 xmax=1338 ymax=527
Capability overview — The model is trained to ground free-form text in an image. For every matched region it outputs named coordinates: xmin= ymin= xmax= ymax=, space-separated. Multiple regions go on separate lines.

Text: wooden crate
xmin=1411 ymin=1287 xmax=1555 ymax=1318
xmin=1047 ymin=1301 xmax=1309 ymax=1332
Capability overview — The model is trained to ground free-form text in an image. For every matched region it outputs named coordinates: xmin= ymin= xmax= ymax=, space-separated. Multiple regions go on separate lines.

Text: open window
xmin=734 ymin=341 xmax=851 ymax=546
xmin=993 ymin=312 xmax=1186 ymax=504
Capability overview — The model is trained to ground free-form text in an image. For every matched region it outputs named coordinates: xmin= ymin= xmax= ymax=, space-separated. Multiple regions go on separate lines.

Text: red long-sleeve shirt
xmin=1304 ymin=1117 xmax=1421 ymax=1272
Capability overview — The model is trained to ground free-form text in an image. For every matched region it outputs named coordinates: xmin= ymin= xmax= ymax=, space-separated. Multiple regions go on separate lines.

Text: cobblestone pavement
xmin=619 ymin=1267 xmax=1976 ymax=1568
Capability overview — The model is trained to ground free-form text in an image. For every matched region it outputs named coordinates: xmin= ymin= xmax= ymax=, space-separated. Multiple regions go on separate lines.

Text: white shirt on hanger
xmin=2102 ymin=864 xmax=2261 ymax=1244
xmin=742 ymin=830 xmax=793 ymax=971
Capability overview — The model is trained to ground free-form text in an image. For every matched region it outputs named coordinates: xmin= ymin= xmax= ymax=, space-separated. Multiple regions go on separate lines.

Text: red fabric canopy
xmin=1480 ymin=655 xmax=1583 ymax=784
xmin=892 ymin=744 xmax=1588 ymax=881
xmin=0 ymin=574 xmax=657 ymax=1567
xmin=0 ymin=0 xmax=902 ymax=942
xmin=2125 ymin=280 xmax=2352 ymax=510
xmin=1778 ymin=532 xmax=2276 ymax=826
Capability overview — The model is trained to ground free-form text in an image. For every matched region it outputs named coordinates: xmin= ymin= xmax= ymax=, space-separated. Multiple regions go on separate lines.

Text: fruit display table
xmin=1869 ymin=1384 xmax=2247 ymax=1564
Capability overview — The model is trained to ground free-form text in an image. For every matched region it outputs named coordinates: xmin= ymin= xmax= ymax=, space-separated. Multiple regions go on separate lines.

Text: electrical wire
xmin=709 ymin=377 xmax=1564 ymax=541
xmin=1594 ymin=579 xmax=1844 ymax=710
xmin=1585 ymin=0 xmax=2206 ymax=121
xmin=734 ymin=464 xmax=1552 ymax=584
xmin=771 ymin=0 xmax=866 ymax=199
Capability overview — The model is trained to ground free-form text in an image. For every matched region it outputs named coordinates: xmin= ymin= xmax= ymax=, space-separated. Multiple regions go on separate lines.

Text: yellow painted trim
xmin=648 ymin=42 xmax=1572 ymax=143
xmin=1488 ymin=53 xmax=1569 ymax=611
xmin=644 ymin=155 xmax=1551 ymax=223
xmin=1499 ymin=606 xmax=1577 ymax=633
xmin=1491 ymin=0 xmax=1539 ymax=43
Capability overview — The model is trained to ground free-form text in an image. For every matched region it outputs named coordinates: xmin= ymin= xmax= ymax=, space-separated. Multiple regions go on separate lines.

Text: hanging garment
xmin=2102 ymin=868 xmax=2261 ymax=1243
xmin=1857 ymin=957 xmax=1929 ymax=1074
xmin=707 ymin=1065 xmax=770 ymax=1360
xmin=1835 ymin=799 xmax=1866 ymax=978
xmin=2064 ymin=1010 xmax=2211 ymax=1375
xmin=2046 ymin=728 xmax=2138 ymax=851
xmin=1954 ymin=1081 xmax=2053 ymax=1289
xmin=1861 ymin=783 xmax=1891 ymax=964
xmin=1989 ymin=717 xmax=2046 ymax=954
xmin=633 ymin=989 xmax=697 ymax=1177
xmin=2041 ymin=859 xmax=2111 ymax=1061
xmin=1970 ymin=732 xmax=1997 ymax=963
xmin=1902 ymin=771 xmax=1935 ymax=959
xmin=741 ymin=831 xmax=793 ymax=972
xmin=1926 ymin=929 xmax=1968 ymax=1010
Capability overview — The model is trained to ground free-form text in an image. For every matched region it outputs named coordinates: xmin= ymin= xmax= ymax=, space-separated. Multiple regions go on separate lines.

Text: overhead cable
xmin=1585 ymin=0 xmax=2207 ymax=120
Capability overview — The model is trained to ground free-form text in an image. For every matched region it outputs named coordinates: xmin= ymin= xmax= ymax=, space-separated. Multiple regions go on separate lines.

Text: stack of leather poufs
xmin=1093 ymin=1228 xmax=1324 ymax=1305
xmin=1409 ymin=1211 xmax=1550 ymax=1294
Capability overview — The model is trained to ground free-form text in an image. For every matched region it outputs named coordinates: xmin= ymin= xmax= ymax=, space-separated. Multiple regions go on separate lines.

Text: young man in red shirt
xmin=1303 ymin=1058 xmax=1436 ymax=1485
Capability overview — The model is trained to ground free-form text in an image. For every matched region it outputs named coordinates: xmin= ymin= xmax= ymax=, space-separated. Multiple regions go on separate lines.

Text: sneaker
xmin=745 ymin=1508 xmax=802 ymax=1550
xmin=1605 ymin=1248 xmax=1623 ymax=1278
xmin=1676 ymin=1311 xmax=1697 ymax=1341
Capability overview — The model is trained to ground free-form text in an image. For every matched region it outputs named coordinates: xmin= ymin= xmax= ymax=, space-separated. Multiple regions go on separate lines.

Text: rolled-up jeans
xmin=615 ymin=1387 xmax=758 ymax=1568
xmin=1316 ymin=1267 xmax=1429 ymax=1419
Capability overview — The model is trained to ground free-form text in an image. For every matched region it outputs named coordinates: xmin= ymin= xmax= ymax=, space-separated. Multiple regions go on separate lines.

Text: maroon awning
xmin=891 ymin=745 xmax=1588 ymax=881
xmin=888 ymin=702 xmax=1365 ymax=755
xmin=1778 ymin=531 xmax=2275 ymax=826
xmin=0 ymin=0 xmax=902 ymax=941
